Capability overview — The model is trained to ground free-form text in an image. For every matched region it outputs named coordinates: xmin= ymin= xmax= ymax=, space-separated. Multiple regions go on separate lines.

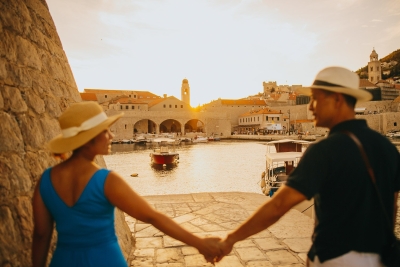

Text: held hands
xmin=197 ymin=236 xmax=235 ymax=264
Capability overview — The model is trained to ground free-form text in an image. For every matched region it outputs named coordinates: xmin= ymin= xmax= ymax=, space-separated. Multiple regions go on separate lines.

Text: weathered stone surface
xmin=18 ymin=113 xmax=46 ymax=149
xmin=264 ymin=250 xmax=299 ymax=265
xmin=0 ymin=112 xmax=24 ymax=152
xmin=254 ymin=238 xmax=285 ymax=251
xmin=25 ymin=90 xmax=45 ymax=114
xmin=0 ymin=206 xmax=22 ymax=263
xmin=236 ymin=247 xmax=268 ymax=261
xmin=282 ymin=238 xmax=312 ymax=253
xmin=0 ymin=58 xmax=6 ymax=81
xmin=156 ymin=248 xmax=182 ymax=264
xmin=2 ymin=86 xmax=28 ymax=113
xmin=217 ymin=255 xmax=243 ymax=267
xmin=16 ymin=36 xmax=42 ymax=70
xmin=43 ymin=94 xmax=62 ymax=118
xmin=0 ymin=1 xmax=133 ymax=265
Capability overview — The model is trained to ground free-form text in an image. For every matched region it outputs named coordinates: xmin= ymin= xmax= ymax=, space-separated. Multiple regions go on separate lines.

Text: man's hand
xmin=197 ymin=237 xmax=223 ymax=264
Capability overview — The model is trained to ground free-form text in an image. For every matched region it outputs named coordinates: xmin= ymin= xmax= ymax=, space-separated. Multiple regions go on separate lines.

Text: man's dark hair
xmin=342 ymin=94 xmax=357 ymax=108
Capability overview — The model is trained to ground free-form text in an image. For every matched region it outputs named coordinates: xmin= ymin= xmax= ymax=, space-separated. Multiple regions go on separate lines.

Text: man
xmin=217 ymin=66 xmax=400 ymax=266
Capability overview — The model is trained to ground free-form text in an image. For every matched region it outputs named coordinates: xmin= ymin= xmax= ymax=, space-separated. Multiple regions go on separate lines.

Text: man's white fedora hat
xmin=297 ymin=66 xmax=372 ymax=102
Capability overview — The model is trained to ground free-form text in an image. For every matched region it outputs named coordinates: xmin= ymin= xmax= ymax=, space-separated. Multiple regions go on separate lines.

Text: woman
xmin=32 ymin=102 xmax=221 ymax=267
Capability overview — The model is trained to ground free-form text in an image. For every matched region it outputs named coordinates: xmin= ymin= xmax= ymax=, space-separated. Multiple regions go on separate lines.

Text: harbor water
xmin=104 ymin=140 xmax=267 ymax=196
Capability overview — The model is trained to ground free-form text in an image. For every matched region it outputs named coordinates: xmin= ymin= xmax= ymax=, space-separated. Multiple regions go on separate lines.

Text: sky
xmin=46 ymin=0 xmax=400 ymax=106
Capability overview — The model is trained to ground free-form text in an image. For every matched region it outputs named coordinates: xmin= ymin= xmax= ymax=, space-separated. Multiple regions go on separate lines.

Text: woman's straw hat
xmin=47 ymin=101 xmax=123 ymax=153
xmin=296 ymin=66 xmax=372 ymax=102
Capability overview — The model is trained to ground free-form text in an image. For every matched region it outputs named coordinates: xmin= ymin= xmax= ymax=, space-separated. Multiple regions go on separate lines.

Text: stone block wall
xmin=0 ymin=0 xmax=132 ymax=266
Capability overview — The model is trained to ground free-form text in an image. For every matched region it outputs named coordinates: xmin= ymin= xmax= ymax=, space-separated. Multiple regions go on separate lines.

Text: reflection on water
xmin=104 ymin=140 xmax=267 ymax=196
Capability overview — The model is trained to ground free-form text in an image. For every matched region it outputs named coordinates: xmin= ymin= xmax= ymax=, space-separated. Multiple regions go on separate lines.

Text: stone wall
xmin=0 ymin=0 xmax=132 ymax=266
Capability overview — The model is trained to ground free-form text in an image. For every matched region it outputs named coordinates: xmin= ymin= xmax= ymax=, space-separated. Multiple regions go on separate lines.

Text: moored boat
xmin=260 ymin=139 xmax=311 ymax=197
xmin=150 ymin=139 xmax=179 ymax=165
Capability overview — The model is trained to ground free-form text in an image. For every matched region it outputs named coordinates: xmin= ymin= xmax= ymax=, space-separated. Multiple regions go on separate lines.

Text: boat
xmin=149 ymin=139 xmax=179 ymax=165
xmin=260 ymin=139 xmax=311 ymax=197
xmin=135 ymin=135 xmax=147 ymax=145
xmin=208 ymin=134 xmax=221 ymax=141
xmin=192 ymin=136 xmax=208 ymax=143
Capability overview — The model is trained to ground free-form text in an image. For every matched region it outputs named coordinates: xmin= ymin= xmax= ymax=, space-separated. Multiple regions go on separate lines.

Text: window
xmin=120 ymin=105 xmax=123 ymax=110
xmin=266 ymin=116 xmax=268 ymax=121
xmin=124 ymin=124 xmax=127 ymax=129
xmin=181 ymin=105 xmax=183 ymax=108
xmin=163 ymin=104 xmax=166 ymax=108
xmin=395 ymin=122 xmax=397 ymax=126
xmin=169 ymin=105 xmax=172 ymax=108
xmin=126 ymin=105 xmax=128 ymax=109
xmin=175 ymin=105 xmax=177 ymax=108
xmin=105 ymin=95 xmax=108 ymax=98
xmin=129 ymin=95 xmax=131 ymax=97
xmin=277 ymin=117 xmax=279 ymax=121
xmin=371 ymin=67 xmax=373 ymax=71
xmin=132 ymin=106 xmax=135 ymax=109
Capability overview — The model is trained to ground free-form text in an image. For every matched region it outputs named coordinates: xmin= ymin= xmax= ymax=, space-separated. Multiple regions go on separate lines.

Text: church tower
xmin=181 ymin=78 xmax=190 ymax=106
xmin=368 ymin=48 xmax=381 ymax=83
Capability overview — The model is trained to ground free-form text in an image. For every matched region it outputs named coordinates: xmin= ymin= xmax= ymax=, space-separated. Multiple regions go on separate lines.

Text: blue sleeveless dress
xmin=40 ymin=168 xmax=128 ymax=267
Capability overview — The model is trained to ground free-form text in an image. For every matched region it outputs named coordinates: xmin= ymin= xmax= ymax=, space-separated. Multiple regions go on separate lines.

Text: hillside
xmin=356 ymin=49 xmax=400 ymax=80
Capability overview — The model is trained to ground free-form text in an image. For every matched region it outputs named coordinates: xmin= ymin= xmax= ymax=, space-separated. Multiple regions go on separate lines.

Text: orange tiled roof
xmin=80 ymin=93 xmax=97 ymax=101
xmin=221 ymin=99 xmax=267 ymax=105
xmin=359 ymin=79 xmax=377 ymax=87
xmin=148 ymin=98 xmax=167 ymax=108
xmin=111 ymin=97 xmax=147 ymax=104
xmin=84 ymin=88 xmax=161 ymax=99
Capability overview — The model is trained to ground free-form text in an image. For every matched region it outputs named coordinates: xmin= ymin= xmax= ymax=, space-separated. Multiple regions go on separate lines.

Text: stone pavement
xmin=124 ymin=192 xmax=314 ymax=267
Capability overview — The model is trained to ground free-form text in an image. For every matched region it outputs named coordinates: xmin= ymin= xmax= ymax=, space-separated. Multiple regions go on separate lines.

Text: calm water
xmin=104 ymin=140 xmax=267 ymax=196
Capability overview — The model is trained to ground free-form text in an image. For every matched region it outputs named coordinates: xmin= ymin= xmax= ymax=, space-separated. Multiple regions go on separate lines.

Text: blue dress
xmin=40 ymin=168 xmax=128 ymax=267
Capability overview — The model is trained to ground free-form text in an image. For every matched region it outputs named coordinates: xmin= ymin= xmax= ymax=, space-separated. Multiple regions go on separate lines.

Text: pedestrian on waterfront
xmin=32 ymin=102 xmax=221 ymax=267
xmin=215 ymin=66 xmax=400 ymax=266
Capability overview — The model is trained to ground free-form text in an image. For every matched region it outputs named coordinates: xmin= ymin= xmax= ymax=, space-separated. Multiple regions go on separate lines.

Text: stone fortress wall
xmin=0 ymin=0 xmax=132 ymax=266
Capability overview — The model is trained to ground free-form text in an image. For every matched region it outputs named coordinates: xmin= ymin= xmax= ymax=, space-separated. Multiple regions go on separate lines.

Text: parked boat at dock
xmin=260 ymin=139 xmax=311 ymax=197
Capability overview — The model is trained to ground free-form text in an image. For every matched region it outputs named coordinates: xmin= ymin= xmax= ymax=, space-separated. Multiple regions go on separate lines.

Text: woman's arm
xmin=32 ymin=180 xmax=54 ymax=267
xmin=104 ymin=172 xmax=221 ymax=261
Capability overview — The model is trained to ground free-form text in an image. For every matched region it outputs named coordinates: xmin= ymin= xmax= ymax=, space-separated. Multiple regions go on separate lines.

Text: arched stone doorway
xmin=134 ymin=119 xmax=157 ymax=134
xmin=160 ymin=119 xmax=181 ymax=133
xmin=185 ymin=119 xmax=205 ymax=133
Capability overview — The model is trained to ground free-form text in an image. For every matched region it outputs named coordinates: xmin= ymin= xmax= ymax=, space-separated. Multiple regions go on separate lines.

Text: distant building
xmin=359 ymin=79 xmax=381 ymax=101
xmin=368 ymin=48 xmax=381 ymax=83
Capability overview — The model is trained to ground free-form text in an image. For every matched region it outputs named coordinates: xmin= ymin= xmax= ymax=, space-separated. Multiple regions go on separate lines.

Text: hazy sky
xmin=46 ymin=0 xmax=400 ymax=106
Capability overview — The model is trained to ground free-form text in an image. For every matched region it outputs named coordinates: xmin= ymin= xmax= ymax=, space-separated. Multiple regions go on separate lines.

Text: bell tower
xmin=181 ymin=78 xmax=190 ymax=106
xmin=368 ymin=48 xmax=381 ymax=83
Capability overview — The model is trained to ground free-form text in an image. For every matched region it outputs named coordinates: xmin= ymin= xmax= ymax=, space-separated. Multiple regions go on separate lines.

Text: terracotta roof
xmin=80 ymin=93 xmax=97 ymax=101
xmin=84 ymin=88 xmax=161 ymax=99
xmin=359 ymin=79 xmax=377 ymax=87
xmin=148 ymin=98 xmax=167 ymax=108
xmin=111 ymin=97 xmax=147 ymax=104
xmin=239 ymin=109 xmax=281 ymax=117
xmin=220 ymin=99 xmax=267 ymax=105
xmin=393 ymin=96 xmax=400 ymax=103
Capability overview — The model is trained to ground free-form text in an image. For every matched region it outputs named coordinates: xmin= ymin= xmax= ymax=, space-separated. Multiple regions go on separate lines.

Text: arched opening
xmin=159 ymin=119 xmax=181 ymax=133
xmin=185 ymin=119 xmax=204 ymax=133
xmin=134 ymin=119 xmax=157 ymax=134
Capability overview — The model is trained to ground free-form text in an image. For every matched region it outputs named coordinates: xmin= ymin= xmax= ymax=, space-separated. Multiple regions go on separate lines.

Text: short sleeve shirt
xmin=286 ymin=119 xmax=400 ymax=262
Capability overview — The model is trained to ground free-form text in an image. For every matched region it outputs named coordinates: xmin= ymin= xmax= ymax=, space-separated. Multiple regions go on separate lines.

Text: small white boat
xmin=192 ymin=136 xmax=208 ymax=143
xmin=260 ymin=139 xmax=311 ymax=197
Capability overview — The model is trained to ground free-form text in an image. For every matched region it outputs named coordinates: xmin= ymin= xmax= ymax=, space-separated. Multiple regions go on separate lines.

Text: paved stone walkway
xmin=125 ymin=192 xmax=314 ymax=267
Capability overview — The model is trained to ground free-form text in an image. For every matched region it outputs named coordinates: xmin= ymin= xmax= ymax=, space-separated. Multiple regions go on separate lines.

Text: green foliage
xmin=356 ymin=49 xmax=400 ymax=80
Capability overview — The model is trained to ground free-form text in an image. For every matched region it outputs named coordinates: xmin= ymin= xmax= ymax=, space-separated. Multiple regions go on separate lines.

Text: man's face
xmin=308 ymin=89 xmax=337 ymax=129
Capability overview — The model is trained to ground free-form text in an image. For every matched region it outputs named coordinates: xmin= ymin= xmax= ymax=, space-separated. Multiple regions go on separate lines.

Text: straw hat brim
xmin=47 ymin=113 xmax=123 ymax=154
xmin=296 ymin=85 xmax=372 ymax=102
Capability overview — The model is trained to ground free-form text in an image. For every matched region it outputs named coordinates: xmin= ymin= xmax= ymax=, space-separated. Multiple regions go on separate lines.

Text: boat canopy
xmin=266 ymin=152 xmax=303 ymax=163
